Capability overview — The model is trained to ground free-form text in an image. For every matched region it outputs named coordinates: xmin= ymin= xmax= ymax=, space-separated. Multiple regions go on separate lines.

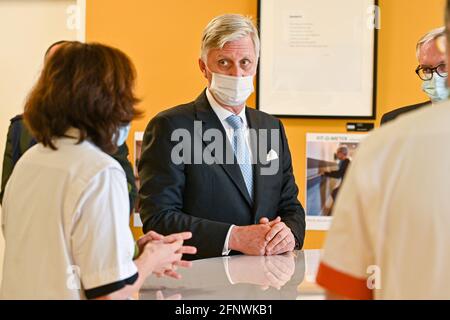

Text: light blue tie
xmin=226 ymin=115 xmax=254 ymax=201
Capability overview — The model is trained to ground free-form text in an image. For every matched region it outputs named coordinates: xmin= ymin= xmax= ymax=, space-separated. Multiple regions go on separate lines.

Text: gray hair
xmin=337 ymin=146 xmax=349 ymax=156
xmin=416 ymin=26 xmax=446 ymax=59
xmin=201 ymin=14 xmax=260 ymax=61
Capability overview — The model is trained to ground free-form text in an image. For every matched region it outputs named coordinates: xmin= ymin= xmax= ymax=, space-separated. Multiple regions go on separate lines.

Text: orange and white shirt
xmin=317 ymin=101 xmax=450 ymax=299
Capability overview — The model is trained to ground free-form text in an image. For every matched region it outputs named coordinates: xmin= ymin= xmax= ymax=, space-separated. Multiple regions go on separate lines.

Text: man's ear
xmin=198 ymin=58 xmax=207 ymax=78
xmin=198 ymin=58 xmax=208 ymax=79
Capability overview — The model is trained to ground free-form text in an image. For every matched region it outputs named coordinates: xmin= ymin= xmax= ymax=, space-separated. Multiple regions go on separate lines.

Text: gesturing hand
xmin=137 ymin=231 xmax=197 ymax=279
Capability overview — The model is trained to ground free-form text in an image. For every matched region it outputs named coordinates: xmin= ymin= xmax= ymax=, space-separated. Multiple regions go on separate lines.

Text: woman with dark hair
xmin=0 ymin=42 xmax=196 ymax=299
xmin=0 ymin=40 xmax=138 ymax=211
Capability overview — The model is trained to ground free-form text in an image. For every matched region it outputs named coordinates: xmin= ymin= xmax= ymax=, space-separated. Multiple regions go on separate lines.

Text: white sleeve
xmin=1 ymin=200 xmax=6 ymax=236
xmin=320 ymin=159 xmax=374 ymax=279
xmin=71 ymin=166 xmax=137 ymax=298
xmin=1 ymin=204 xmax=5 ymax=243
xmin=1 ymin=177 xmax=10 ymax=236
xmin=222 ymin=225 xmax=235 ymax=256
xmin=222 ymin=256 xmax=235 ymax=284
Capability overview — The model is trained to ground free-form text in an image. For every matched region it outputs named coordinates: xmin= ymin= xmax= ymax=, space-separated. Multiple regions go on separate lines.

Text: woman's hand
xmin=136 ymin=231 xmax=197 ymax=279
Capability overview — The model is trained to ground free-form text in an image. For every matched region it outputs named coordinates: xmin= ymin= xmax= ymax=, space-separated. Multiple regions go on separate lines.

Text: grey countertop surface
xmin=139 ymin=249 xmax=324 ymax=300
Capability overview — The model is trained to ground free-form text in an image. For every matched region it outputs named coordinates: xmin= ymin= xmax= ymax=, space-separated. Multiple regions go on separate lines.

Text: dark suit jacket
xmin=138 ymin=90 xmax=306 ymax=260
xmin=324 ymin=159 xmax=350 ymax=179
xmin=380 ymin=101 xmax=430 ymax=125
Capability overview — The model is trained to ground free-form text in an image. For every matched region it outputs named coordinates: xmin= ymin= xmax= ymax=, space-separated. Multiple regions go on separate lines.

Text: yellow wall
xmin=86 ymin=0 xmax=445 ymax=248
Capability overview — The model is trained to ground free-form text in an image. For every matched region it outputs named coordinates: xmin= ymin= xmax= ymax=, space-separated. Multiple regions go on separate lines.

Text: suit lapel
xmin=194 ymin=90 xmax=253 ymax=207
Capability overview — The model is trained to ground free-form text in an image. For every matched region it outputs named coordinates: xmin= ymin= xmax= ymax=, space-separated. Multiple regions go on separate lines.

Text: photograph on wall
xmin=305 ymin=133 xmax=367 ymax=230
xmin=133 ymin=131 xmax=144 ymax=228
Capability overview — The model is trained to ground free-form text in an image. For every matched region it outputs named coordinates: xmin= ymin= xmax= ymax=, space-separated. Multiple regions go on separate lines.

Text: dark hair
xmin=44 ymin=40 xmax=69 ymax=58
xmin=24 ymin=41 xmax=142 ymax=154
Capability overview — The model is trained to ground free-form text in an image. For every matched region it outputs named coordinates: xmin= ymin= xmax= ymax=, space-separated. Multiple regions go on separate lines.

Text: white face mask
xmin=113 ymin=123 xmax=131 ymax=147
xmin=209 ymin=72 xmax=254 ymax=107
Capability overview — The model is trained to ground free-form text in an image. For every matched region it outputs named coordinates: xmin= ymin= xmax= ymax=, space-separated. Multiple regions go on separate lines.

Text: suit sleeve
xmin=380 ymin=112 xmax=395 ymax=125
xmin=324 ymin=159 xmax=350 ymax=179
xmin=110 ymin=143 xmax=137 ymax=215
xmin=1 ymin=122 xmax=15 ymax=205
xmin=276 ymin=120 xmax=306 ymax=249
xmin=138 ymin=115 xmax=232 ymax=259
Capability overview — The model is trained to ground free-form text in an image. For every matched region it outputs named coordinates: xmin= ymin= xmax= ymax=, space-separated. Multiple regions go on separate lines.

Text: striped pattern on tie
xmin=226 ymin=114 xmax=254 ymax=201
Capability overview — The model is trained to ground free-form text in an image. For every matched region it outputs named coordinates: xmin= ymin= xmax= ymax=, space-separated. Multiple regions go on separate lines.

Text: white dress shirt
xmin=205 ymin=88 xmax=253 ymax=256
xmin=1 ymin=131 xmax=137 ymax=299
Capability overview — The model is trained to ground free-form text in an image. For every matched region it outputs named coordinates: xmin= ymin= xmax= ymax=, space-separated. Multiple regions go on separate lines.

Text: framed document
xmin=257 ymin=0 xmax=378 ymax=118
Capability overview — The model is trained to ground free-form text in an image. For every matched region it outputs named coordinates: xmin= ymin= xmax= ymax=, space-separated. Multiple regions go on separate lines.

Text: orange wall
xmin=86 ymin=0 xmax=445 ymax=248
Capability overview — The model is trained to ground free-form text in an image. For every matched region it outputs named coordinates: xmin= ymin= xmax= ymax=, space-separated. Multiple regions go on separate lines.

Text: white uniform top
xmin=317 ymin=101 xmax=450 ymax=299
xmin=1 ymin=131 xmax=137 ymax=299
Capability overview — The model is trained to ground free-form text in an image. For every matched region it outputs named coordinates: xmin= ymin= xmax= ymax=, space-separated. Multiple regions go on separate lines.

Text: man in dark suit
xmin=322 ymin=146 xmax=351 ymax=200
xmin=320 ymin=146 xmax=351 ymax=216
xmin=381 ymin=101 xmax=430 ymax=125
xmin=138 ymin=14 xmax=305 ymax=260
xmin=381 ymin=27 xmax=447 ymax=125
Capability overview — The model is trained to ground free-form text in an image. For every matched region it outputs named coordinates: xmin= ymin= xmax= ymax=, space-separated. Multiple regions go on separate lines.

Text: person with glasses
xmin=316 ymin=1 xmax=450 ymax=298
xmin=381 ymin=27 xmax=448 ymax=125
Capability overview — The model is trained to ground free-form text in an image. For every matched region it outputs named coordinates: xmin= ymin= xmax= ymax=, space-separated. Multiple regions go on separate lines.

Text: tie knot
xmin=226 ymin=115 xmax=243 ymax=130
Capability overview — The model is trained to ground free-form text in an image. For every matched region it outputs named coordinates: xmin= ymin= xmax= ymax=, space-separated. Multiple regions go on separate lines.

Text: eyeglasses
xmin=415 ymin=63 xmax=448 ymax=81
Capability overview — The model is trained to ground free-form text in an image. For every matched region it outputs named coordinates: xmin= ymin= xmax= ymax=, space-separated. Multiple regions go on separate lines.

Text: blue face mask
xmin=113 ymin=123 xmax=131 ymax=146
xmin=422 ymin=73 xmax=449 ymax=102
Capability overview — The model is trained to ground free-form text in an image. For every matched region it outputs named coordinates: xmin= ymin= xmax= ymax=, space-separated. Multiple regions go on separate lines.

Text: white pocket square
xmin=266 ymin=149 xmax=279 ymax=162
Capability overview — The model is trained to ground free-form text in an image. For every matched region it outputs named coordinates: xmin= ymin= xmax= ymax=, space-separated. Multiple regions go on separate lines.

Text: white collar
xmin=64 ymin=127 xmax=81 ymax=139
xmin=206 ymin=88 xmax=247 ymax=126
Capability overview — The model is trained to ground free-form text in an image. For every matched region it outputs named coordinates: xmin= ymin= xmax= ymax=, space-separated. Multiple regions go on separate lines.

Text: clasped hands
xmin=229 ymin=216 xmax=296 ymax=256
